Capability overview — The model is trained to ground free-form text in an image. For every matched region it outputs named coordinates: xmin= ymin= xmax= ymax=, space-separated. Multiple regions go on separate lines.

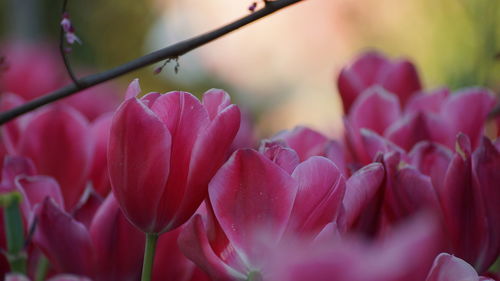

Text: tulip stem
xmin=141 ymin=233 xmax=159 ymax=281
xmin=34 ymin=256 xmax=49 ymax=281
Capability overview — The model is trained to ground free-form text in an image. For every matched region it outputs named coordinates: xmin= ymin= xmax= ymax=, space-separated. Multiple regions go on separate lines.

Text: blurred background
xmin=0 ymin=0 xmax=499 ymax=137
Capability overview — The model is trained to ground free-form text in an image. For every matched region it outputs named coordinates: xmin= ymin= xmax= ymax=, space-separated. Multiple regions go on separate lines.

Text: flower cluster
xmin=0 ymin=48 xmax=499 ymax=281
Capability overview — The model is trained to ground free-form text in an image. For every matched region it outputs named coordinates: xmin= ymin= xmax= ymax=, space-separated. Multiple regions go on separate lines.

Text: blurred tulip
xmin=337 ymin=51 xmax=421 ymax=113
xmin=108 ymin=81 xmax=240 ymax=234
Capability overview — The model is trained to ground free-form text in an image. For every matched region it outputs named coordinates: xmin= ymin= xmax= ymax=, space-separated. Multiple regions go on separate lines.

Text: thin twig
xmin=59 ymin=0 xmax=81 ymax=87
xmin=0 ymin=0 xmax=303 ymax=125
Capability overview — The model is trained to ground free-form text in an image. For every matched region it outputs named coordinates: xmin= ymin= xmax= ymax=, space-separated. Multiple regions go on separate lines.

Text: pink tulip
xmin=179 ymin=148 xmax=345 ymax=280
xmin=108 ymin=81 xmax=240 ymax=234
xmin=88 ymin=113 xmax=113 ymax=197
xmin=5 ymin=273 xmax=92 ymax=281
xmin=337 ymin=51 xmax=421 ymax=113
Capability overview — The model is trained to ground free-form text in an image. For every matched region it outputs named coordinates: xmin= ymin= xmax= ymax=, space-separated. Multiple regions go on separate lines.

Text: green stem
xmin=141 ymin=233 xmax=159 ymax=281
xmin=0 ymin=191 xmax=27 ymax=274
xmin=34 ymin=255 xmax=50 ymax=281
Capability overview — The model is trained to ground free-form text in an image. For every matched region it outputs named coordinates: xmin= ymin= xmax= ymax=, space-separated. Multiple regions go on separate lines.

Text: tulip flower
xmin=337 ymin=51 xmax=421 ymax=113
xmin=108 ymin=80 xmax=240 ymax=281
xmin=179 ymin=148 xmax=345 ymax=280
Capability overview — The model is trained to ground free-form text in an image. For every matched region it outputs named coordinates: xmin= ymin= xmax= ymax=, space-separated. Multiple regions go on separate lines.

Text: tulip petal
xmin=286 ymin=157 xmax=345 ymax=237
xmin=178 ymin=215 xmax=246 ymax=281
xmin=259 ymin=140 xmax=300 ymax=174
xmin=209 ymin=149 xmax=297 ymax=264
xmin=18 ymin=105 xmax=92 ymax=209
xmin=426 ymin=253 xmax=481 ymax=281
xmin=405 ymin=88 xmax=449 ymax=114
xmin=125 ymin=78 xmax=141 ymax=100
xmin=409 ymin=141 xmax=452 ymax=190
xmin=341 ymin=163 xmax=385 ymax=232
xmin=108 ymin=98 xmax=172 ymax=233
xmin=274 ymin=126 xmax=329 ymax=161
xmin=349 ymin=86 xmax=401 ymax=135
xmin=89 ymin=113 xmax=112 ymax=197
xmin=15 ymin=175 xmax=64 ymax=218
xmin=33 ymin=198 xmax=94 ymax=275
xmin=202 ymin=89 xmax=232 ymax=120
xmin=441 ymin=88 xmax=496 ymax=148
xmin=153 ymin=228 xmax=195 ymax=281
xmin=150 ymin=92 xmax=209 ymax=232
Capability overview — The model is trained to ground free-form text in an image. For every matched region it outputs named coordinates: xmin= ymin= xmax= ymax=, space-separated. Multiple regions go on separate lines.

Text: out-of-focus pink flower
xmin=88 ymin=113 xmax=113 ymax=197
xmin=270 ymin=215 xmax=440 ymax=281
xmin=0 ymin=43 xmax=65 ymax=100
xmin=108 ymin=81 xmax=240 ymax=234
xmin=17 ymin=105 xmax=93 ymax=210
xmin=179 ymin=148 xmax=345 ymax=280
xmin=337 ymin=51 xmax=421 ymax=113
xmin=425 ymin=253 xmax=495 ymax=281
xmin=437 ymin=135 xmax=500 ymax=273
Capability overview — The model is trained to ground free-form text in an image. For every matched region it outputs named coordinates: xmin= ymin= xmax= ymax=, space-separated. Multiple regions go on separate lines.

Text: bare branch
xmin=0 ymin=0 xmax=304 ymax=125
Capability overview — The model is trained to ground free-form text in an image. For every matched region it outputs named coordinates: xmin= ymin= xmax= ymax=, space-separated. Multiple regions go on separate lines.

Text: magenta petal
xmin=409 ymin=142 xmax=452 ymax=190
xmin=274 ymin=126 xmax=329 ymax=162
xmin=439 ymin=136 xmax=487 ymax=269
xmin=178 ymin=215 xmax=246 ymax=281
xmin=259 ymin=140 xmax=300 ymax=174
xmin=209 ymin=149 xmax=297 ymax=263
xmin=379 ymin=59 xmax=422 ymax=105
xmin=172 ymin=103 xmax=240 ymax=229
xmin=90 ymin=194 xmax=144 ymax=281
xmin=72 ymin=189 xmax=104 ymax=228
xmin=0 ymin=93 xmax=27 ymax=153
xmin=150 ymin=92 xmax=209 ymax=231
xmin=405 ymin=88 xmax=450 ymax=114
xmin=340 ymin=163 xmax=385 ymax=232
xmin=471 ymin=138 xmax=500 ymax=271
xmin=286 ymin=156 xmax=345 ymax=238
xmin=361 ymin=129 xmax=404 ymax=161
xmin=33 ymin=198 xmax=94 ymax=275
xmin=108 ymin=98 xmax=172 ymax=233
xmin=140 ymin=92 xmax=162 ymax=108
xmin=124 ymin=79 xmax=141 ymax=100
xmin=202 ymin=89 xmax=232 ymax=120
xmin=441 ymin=88 xmax=496 ymax=148
xmin=426 ymin=253 xmax=482 ymax=281
xmin=1 ymin=156 xmax=36 ymax=184
xmin=18 ymin=105 xmax=92 ymax=209
xmin=385 ymin=111 xmax=452 ymax=150
xmin=15 ymin=175 xmax=64 ymax=218
xmin=349 ymin=86 xmax=402 ymax=135
xmin=337 ymin=51 xmax=389 ymax=112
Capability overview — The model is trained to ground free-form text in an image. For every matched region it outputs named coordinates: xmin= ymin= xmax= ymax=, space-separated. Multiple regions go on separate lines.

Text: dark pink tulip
xmin=108 ymin=84 xmax=240 ymax=234
xmin=88 ymin=113 xmax=113 ymax=197
xmin=17 ymin=105 xmax=93 ymax=210
xmin=15 ymin=175 xmax=65 ymax=218
xmin=259 ymin=140 xmax=300 ymax=174
xmin=33 ymin=198 xmax=94 ymax=276
xmin=425 ymin=253 xmax=495 ymax=281
xmin=438 ymin=134 xmax=500 ymax=272
xmin=72 ymin=189 xmax=104 ymax=228
xmin=180 ymin=149 xmax=345 ymax=280
xmin=90 ymin=194 xmax=144 ymax=281
xmin=337 ymin=51 xmax=421 ymax=113
xmin=0 ymin=93 xmax=27 ymax=155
